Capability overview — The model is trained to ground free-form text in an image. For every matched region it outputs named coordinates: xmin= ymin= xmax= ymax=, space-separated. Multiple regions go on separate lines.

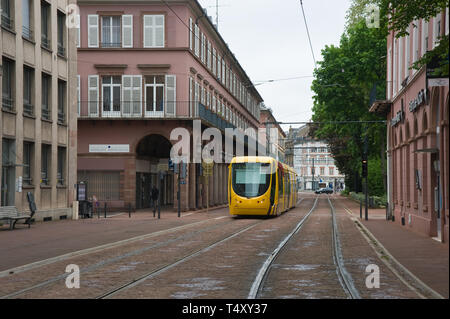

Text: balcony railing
xmin=2 ymin=97 xmax=15 ymax=111
xmin=23 ymin=102 xmax=34 ymax=116
xmin=1 ymin=14 xmax=14 ymax=31
xmin=22 ymin=25 xmax=34 ymax=41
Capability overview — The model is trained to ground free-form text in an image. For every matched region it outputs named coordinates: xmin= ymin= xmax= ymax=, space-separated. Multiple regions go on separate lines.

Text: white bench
xmin=0 ymin=206 xmax=33 ymax=230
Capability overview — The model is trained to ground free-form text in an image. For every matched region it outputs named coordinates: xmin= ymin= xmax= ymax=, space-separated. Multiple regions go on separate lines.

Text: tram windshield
xmin=231 ymin=162 xmax=272 ymax=198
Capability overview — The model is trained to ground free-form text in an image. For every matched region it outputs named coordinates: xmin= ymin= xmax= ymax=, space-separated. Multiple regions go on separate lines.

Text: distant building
xmin=259 ymin=105 xmax=286 ymax=162
xmin=1 ymin=0 xmax=78 ymax=220
xmin=291 ymin=126 xmax=344 ymax=191
xmin=370 ymin=8 xmax=449 ymax=242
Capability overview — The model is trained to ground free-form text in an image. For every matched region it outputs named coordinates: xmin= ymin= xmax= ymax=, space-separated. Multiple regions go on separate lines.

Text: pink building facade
xmin=77 ymin=0 xmax=263 ymax=211
xmin=373 ymin=8 xmax=449 ymax=243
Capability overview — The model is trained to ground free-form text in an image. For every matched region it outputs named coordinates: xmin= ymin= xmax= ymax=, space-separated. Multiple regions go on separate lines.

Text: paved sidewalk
xmin=341 ymin=196 xmax=449 ymax=298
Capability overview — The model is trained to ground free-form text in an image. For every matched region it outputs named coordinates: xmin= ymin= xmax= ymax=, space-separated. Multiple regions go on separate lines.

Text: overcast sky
xmin=197 ymin=0 xmax=352 ymax=131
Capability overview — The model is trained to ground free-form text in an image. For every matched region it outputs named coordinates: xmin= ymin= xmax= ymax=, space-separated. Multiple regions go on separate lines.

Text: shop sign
xmin=409 ymin=89 xmax=428 ymax=113
xmin=390 ymin=105 xmax=404 ymax=127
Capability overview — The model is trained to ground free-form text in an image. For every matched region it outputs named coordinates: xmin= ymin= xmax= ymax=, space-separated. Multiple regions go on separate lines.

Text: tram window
xmin=231 ymin=162 xmax=271 ymax=198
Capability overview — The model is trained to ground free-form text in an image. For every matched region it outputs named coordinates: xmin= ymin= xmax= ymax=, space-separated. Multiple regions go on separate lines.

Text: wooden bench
xmin=0 ymin=206 xmax=34 ymax=230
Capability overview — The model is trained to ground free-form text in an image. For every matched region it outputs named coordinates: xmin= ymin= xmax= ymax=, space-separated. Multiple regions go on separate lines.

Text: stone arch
xmin=136 ymin=134 xmax=173 ymax=159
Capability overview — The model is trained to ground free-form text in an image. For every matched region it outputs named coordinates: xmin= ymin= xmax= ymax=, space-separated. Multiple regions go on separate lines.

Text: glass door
xmin=102 ymin=76 xmax=121 ymax=117
xmin=145 ymin=76 xmax=164 ymax=117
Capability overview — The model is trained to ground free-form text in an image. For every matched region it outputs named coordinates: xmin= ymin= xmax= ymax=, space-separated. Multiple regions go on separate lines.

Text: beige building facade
xmin=1 ymin=0 xmax=77 ymax=221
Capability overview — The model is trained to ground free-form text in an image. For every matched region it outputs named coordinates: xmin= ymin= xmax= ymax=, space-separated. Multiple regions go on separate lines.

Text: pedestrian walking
xmin=151 ymin=186 xmax=159 ymax=213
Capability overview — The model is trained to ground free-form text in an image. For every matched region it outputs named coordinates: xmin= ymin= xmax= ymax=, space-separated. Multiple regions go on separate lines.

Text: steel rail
xmin=97 ymin=221 xmax=263 ymax=299
xmin=328 ymin=196 xmax=361 ymax=299
xmin=1 ymin=217 xmax=233 ymax=299
xmin=248 ymin=196 xmax=318 ymax=299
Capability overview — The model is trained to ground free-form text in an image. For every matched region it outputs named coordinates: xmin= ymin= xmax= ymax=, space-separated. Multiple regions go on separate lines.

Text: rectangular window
xmin=57 ymin=147 xmax=66 ymax=186
xmin=102 ymin=76 xmax=121 ymax=117
xmin=42 ymin=73 xmax=51 ymax=120
xmin=23 ymin=141 xmax=34 ymax=185
xmin=22 ymin=0 xmax=33 ymax=40
xmin=57 ymin=10 xmax=66 ymax=56
xmin=2 ymin=57 xmax=15 ymax=111
xmin=23 ymin=66 xmax=34 ymax=116
xmin=41 ymin=1 xmax=51 ymax=49
xmin=58 ymin=79 xmax=66 ymax=124
xmin=145 ymin=75 xmax=165 ymax=116
xmin=41 ymin=144 xmax=51 ymax=185
xmin=412 ymin=20 xmax=419 ymax=64
xmin=329 ymin=167 xmax=334 ymax=176
xmin=102 ymin=16 xmax=121 ymax=48
xmin=143 ymin=15 xmax=165 ymax=48
xmin=320 ymin=167 xmax=325 ymax=175
xmin=1 ymin=0 xmax=14 ymax=30
xmin=432 ymin=14 xmax=441 ymax=49
xmin=422 ymin=20 xmax=428 ymax=56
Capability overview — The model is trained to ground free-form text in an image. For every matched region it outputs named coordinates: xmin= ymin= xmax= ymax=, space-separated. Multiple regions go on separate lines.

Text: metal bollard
xmin=360 ymin=200 xmax=362 ymax=219
xmin=104 ymin=202 xmax=107 ymax=219
xmin=128 ymin=203 xmax=132 ymax=218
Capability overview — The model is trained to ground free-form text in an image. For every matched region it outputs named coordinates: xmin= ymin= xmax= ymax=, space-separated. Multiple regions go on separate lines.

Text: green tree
xmin=310 ymin=17 xmax=387 ymax=195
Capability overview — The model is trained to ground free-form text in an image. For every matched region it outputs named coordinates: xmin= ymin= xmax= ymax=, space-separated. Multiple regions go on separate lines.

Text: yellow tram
xmin=228 ymin=156 xmax=298 ymax=216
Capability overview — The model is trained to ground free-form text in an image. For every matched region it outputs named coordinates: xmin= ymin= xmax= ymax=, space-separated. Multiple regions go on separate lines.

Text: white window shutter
xmin=132 ymin=76 xmax=142 ymax=116
xmin=122 ymin=75 xmax=132 ymax=116
xmin=189 ymin=18 xmax=193 ymax=50
xmin=155 ymin=15 xmax=165 ymax=47
xmin=122 ymin=15 xmax=133 ymax=48
xmin=76 ymin=15 xmax=81 ymax=48
xmin=189 ymin=77 xmax=193 ymax=117
xmin=165 ymin=75 xmax=176 ymax=117
xmin=143 ymin=15 xmax=153 ymax=47
xmin=88 ymin=15 xmax=99 ymax=48
xmin=194 ymin=24 xmax=200 ymax=57
xmin=88 ymin=75 xmax=99 ymax=116
xmin=77 ymin=75 xmax=81 ymax=116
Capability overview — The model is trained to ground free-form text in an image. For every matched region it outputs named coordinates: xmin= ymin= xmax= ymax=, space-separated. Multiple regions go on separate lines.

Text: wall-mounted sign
xmin=391 ymin=105 xmax=404 ymax=127
xmin=89 ymin=144 xmax=130 ymax=153
xmin=409 ymin=89 xmax=428 ymax=113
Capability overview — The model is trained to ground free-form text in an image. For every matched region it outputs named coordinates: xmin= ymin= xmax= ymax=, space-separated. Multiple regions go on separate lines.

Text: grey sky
xmin=197 ymin=0 xmax=352 ymax=131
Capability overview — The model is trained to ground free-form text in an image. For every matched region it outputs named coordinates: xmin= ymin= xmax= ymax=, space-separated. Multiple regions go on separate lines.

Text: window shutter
xmin=189 ymin=77 xmax=193 ymax=117
xmin=76 ymin=15 xmax=81 ymax=48
xmin=155 ymin=15 xmax=165 ymax=47
xmin=189 ymin=18 xmax=193 ymax=50
xmin=88 ymin=75 xmax=99 ymax=116
xmin=132 ymin=76 xmax=142 ymax=116
xmin=165 ymin=75 xmax=176 ymax=117
xmin=122 ymin=75 xmax=132 ymax=116
xmin=88 ymin=15 xmax=99 ymax=48
xmin=77 ymin=75 xmax=81 ymax=116
xmin=143 ymin=15 xmax=153 ymax=47
xmin=194 ymin=24 xmax=200 ymax=57
xmin=122 ymin=15 xmax=133 ymax=48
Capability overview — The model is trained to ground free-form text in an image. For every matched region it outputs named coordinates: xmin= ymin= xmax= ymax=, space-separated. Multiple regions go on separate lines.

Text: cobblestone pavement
xmin=0 ymin=194 xmax=436 ymax=299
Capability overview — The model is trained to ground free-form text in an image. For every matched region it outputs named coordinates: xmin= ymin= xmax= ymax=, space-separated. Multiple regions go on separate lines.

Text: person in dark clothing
xmin=151 ymin=186 xmax=159 ymax=213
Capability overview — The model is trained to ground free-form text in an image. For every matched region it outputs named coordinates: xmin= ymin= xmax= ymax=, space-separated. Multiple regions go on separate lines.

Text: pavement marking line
xmin=343 ymin=207 xmax=444 ymax=299
xmin=0 ymin=217 xmax=226 ymax=279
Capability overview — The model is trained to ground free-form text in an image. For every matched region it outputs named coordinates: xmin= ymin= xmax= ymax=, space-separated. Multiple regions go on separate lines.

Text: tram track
xmin=0 ymin=216 xmax=242 ymax=299
xmin=97 ymin=221 xmax=263 ymax=299
xmin=250 ymin=195 xmax=361 ymax=299
xmin=248 ymin=196 xmax=319 ymax=299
